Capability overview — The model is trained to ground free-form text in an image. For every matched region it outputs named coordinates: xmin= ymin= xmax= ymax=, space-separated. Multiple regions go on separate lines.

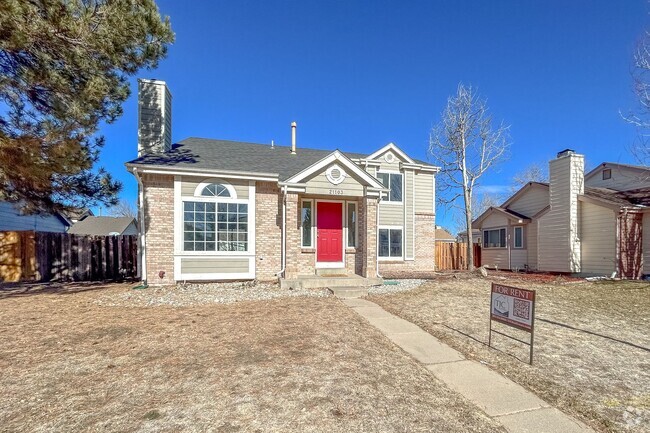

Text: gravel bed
xmin=367 ymin=279 xmax=426 ymax=295
xmin=94 ymin=281 xmax=330 ymax=307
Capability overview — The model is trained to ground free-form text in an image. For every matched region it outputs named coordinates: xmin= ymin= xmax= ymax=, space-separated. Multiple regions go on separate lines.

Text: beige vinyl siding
xmin=538 ymin=155 xmax=583 ymax=272
xmin=404 ymin=170 xmax=415 ymax=259
xmin=379 ymin=204 xmax=403 ymax=225
xmin=304 ymin=165 xmax=365 ymax=197
xmin=642 ymin=212 xmax=650 ymax=274
xmin=414 ymin=171 xmax=434 ymax=213
xmin=585 ymin=166 xmax=650 ymax=190
xmin=580 ymin=201 xmax=616 ymax=275
xmin=482 ymin=213 xmax=508 ymax=229
xmin=527 ymin=221 xmax=538 ymax=270
xmin=510 ymin=249 xmax=527 ymax=270
xmin=181 ymin=177 xmax=249 ymax=199
xmin=507 ymin=186 xmax=549 ymax=217
xmin=180 ymin=257 xmax=250 ymax=274
xmin=480 ymin=213 xmax=509 ymax=269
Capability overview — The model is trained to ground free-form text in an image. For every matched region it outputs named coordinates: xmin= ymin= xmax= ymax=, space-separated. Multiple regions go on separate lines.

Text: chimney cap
xmin=557 ymin=148 xmax=575 ymax=158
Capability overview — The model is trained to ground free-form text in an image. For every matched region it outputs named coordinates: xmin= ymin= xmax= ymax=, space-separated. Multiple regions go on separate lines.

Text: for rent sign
xmin=490 ymin=283 xmax=536 ymax=332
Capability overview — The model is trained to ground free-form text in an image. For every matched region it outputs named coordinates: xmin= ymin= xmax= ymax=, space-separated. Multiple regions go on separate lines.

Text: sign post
xmin=488 ymin=283 xmax=536 ymax=364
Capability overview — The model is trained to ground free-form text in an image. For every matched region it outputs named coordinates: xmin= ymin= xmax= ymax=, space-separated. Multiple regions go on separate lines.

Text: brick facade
xmin=255 ymin=182 xmax=282 ymax=281
xmin=141 ymin=173 xmax=175 ymax=285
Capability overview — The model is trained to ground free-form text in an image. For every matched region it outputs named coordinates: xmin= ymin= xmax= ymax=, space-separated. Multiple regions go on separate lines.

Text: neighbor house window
xmin=183 ymin=202 xmax=248 ymax=252
xmin=379 ymin=228 xmax=402 ymax=258
xmin=347 ymin=202 xmax=357 ymax=248
xmin=602 ymin=168 xmax=611 ymax=180
xmin=377 ymin=172 xmax=403 ymax=202
xmin=301 ymin=200 xmax=313 ymax=248
xmin=483 ymin=228 xmax=506 ymax=248
xmin=514 ymin=226 xmax=523 ymax=248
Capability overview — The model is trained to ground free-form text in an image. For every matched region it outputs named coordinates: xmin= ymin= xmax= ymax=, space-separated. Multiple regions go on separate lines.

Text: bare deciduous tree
xmin=623 ymin=31 xmax=650 ymax=165
xmin=511 ymin=163 xmax=548 ymax=191
xmin=109 ymin=200 xmax=137 ymax=219
xmin=429 ymin=84 xmax=510 ymax=270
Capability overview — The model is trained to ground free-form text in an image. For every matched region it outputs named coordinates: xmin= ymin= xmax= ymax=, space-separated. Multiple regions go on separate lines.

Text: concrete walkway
xmin=343 ymin=298 xmax=594 ymax=433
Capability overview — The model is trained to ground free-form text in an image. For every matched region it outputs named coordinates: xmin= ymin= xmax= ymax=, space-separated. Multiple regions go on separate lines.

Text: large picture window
xmin=377 ymin=172 xmax=403 ymax=202
xmin=183 ymin=201 xmax=248 ymax=251
xmin=483 ymin=228 xmax=506 ymax=248
xmin=379 ymin=228 xmax=402 ymax=258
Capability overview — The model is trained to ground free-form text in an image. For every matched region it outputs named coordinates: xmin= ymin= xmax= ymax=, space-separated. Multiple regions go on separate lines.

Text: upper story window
xmin=378 ymin=172 xmax=403 ymax=202
xmin=602 ymin=168 xmax=611 ymax=180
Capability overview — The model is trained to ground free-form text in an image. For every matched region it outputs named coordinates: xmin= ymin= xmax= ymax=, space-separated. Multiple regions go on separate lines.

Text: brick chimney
xmin=138 ymin=79 xmax=172 ymax=156
xmin=538 ymin=149 xmax=585 ymax=273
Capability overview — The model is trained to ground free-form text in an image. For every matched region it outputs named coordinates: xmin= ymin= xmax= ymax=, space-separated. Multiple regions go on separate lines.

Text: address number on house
xmin=328 ymin=189 xmax=344 ymax=195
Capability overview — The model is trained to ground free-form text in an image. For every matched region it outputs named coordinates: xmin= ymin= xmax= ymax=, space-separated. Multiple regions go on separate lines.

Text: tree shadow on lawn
xmin=0 ymin=280 xmax=135 ymax=299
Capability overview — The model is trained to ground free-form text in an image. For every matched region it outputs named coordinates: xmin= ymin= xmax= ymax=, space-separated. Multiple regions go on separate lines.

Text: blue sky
xmin=100 ymin=0 xmax=648 ymax=229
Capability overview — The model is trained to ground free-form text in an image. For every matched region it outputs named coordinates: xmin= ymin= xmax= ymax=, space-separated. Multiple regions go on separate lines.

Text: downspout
xmin=276 ymin=185 xmax=287 ymax=277
xmin=134 ymin=168 xmax=147 ymax=285
xmin=376 ymin=194 xmax=383 ymax=279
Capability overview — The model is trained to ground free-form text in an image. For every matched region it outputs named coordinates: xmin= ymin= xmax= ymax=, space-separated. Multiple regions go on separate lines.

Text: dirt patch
xmin=369 ymin=275 xmax=650 ymax=433
xmin=0 ymin=282 xmax=505 ymax=432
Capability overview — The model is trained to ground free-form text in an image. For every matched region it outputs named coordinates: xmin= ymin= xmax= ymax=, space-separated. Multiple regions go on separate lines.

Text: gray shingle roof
xmin=126 ymin=137 xmax=430 ymax=181
xmin=68 ymin=216 xmax=136 ymax=236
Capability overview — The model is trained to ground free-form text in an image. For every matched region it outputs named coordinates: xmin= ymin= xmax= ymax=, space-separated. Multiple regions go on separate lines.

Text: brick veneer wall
xmin=255 ymin=182 xmax=282 ymax=281
xmin=360 ymin=197 xmax=378 ymax=278
xmin=379 ymin=212 xmax=436 ymax=278
xmin=141 ymin=173 xmax=175 ymax=285
xmin=284 ymin=193 xmax=301 ymax=279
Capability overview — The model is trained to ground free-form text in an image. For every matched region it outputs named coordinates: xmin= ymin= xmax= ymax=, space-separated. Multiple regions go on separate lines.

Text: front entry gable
xmin=283 ymin=150 xmax=385 ymax=195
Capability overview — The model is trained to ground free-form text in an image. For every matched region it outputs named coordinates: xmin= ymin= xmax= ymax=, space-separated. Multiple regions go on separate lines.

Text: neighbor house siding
xmin=507 ymin=186 xmax=549 ymax=217
xmin=642 ymin=212 xmax=650 ymax=274
xmin=538 ymin=154 xmax=584 ymax=273
xmin=580 ymin=201 xmax=617 ymax=275
xmin=585 ymin=166 xmax=650 ymax=191
xmin=0 ymin=202 xmax=68 ymax=233
xmin=527 ymin=221 xmax=538 ymax=270
xmin=480 ymin=213 xmax=509 ymax=269
xmin=180 ymin=176 xmax=249 ymax=199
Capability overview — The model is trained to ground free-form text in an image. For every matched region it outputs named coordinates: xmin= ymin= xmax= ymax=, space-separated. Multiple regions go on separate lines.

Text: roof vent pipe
xmin=291 ymin=121 xmax=297 ymax=154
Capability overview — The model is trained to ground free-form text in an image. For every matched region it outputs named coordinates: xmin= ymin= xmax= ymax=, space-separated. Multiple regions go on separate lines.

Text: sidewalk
xmin=343 ymin=298 xmax=594 ymax=433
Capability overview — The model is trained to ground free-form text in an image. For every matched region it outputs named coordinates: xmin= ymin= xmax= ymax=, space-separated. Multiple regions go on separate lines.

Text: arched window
xmin=201 ymin=183 xmax=231 ymax=198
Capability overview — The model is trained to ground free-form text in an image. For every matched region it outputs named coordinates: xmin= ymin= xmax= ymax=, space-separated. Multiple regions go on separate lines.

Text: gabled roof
xmin=126 ymin=137 xmax=436 ymax=181
xmin=434 ymin=228 xmax=456 ymax=241
xmin=68 ymin=216 xmax=137 ymax=236
xmin=365 ymin=142 xmax=415 ymax=164
xmin=584 ymin=162 xmax=650 ymax=181
xmin=581 ymin=187 xmax=650 ymax=208
xmin=500 ymin=181 xmax=548 ymax=208
xmin=472 ymin=206 xmax=531 ymax=228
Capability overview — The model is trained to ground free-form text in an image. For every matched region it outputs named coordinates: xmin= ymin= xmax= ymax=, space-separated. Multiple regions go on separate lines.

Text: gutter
xmin=376 ymin=194 xmax=383 ymax=279
xmin=133 ymin=168 xmax=147 ymax=284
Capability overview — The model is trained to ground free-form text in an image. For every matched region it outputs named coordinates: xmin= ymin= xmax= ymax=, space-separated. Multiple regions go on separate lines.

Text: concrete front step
xmin=315 ymin=268 xmax=348 ymax=277
xmin=280 ymin=275 xmax=382 ymax=289
xmin=328 ymin=286 xmax=368 ymax=298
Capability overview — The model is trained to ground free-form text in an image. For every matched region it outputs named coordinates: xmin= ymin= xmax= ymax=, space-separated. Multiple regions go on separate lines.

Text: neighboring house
xmin=63 ymin=207 xmax=94 ymax=223
xmin=0 ymin=201 xmax=71 ymax=233
xmin=457 ymin=229 xmax=481 ymax=244
xmin=472 ymin=150 xmax=650 ymax=278
xmin=68 ymin=216 xmax=138 ymax=236
xmin=434 ymin=226 xmax=456 ymax=242
xmin=126 ymin=79 xmax=439 ymax=285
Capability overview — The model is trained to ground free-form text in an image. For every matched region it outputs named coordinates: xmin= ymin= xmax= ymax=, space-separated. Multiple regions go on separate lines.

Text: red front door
xmin=317 ymin=202 xmax=343 ymax=263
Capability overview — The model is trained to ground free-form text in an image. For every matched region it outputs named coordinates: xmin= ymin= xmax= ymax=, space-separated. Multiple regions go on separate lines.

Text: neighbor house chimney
xmin=290 ymin=121 xmax=297 ymax=154
xmin=138 ymin=79 xmax=172 ymax=156
xmin=538 ymin=149 xmax=585 ymax=273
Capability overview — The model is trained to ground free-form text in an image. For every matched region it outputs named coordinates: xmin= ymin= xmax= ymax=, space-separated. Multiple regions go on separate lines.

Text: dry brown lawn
xmin=0 ymin=282 xmax=505 ymax=433
xmin=369 ymin=274 xmax=650 ymax=433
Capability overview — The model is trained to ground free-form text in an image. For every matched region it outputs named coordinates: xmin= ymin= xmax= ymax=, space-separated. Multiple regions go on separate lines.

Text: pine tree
xmin=0 ymin=0 xmax=174 ymax=213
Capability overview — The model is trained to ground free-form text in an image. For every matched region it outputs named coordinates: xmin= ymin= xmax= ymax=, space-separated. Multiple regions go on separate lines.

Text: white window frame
xmin=301 ymin=199 xmax=314 ymax=248
xmin=513 ymin=226 xmax=524 ymax=249
xmin=346 ymin=201 xmax=358 ymax=248
xmin=194 ymin=179 xmax=237 ymax=199
xmin=482 ymin=227 xmax=507 ymax=249
xmin=378 ymin=225 xmax=404 ymax=260
xmin=377 ymin=171 xmax=404 ymax=204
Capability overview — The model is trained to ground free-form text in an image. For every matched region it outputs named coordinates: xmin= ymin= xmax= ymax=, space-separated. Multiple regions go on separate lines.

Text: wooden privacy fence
xmin=0 ymin=231 xmax=138 ymax=283
xmin=435 ymin=241 xmax=481 ymax=270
